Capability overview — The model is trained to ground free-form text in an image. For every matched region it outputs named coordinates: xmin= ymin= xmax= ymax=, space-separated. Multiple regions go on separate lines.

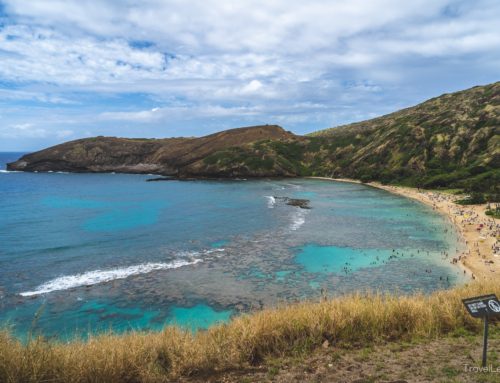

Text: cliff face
xmin=6 ymin=125 xmax=295 ymax=176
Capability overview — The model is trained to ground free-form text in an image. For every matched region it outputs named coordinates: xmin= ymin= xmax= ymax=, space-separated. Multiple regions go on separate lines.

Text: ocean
xmin=0 ymin=152 xmax=467 ymax=337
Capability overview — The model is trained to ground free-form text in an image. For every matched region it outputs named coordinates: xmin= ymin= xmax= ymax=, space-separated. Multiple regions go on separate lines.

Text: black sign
xmin=462 ymin=294 xmax=500 ymax=318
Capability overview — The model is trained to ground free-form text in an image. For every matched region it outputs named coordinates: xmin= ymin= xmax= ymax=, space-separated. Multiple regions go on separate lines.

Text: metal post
xmin=483 ymin=316 xmax=489 ymax=368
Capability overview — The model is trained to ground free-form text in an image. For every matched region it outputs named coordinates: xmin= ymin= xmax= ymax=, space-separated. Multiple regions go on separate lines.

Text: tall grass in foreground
xmin=1 ymin=280 xmax=498 ymax=382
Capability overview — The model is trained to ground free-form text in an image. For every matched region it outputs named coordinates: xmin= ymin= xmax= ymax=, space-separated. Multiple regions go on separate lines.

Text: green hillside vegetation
xmin=308 ymin=81 xmax=500 ymax=190
xmin=200 ymin=139 xmax=314 ymax=176
xmin=195 ymin=82 xmax=500 ymax=196
xmin=196 ymin=136 xmax=348 ymax=177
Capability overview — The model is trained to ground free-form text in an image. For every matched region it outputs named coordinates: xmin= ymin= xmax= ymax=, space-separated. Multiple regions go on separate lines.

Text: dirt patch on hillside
xmin=179 ymin=329 xmax=500 ymax=383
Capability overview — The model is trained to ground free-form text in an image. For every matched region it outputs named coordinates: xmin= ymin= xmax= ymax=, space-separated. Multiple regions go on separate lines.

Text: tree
xmin=360 ymin=175 xmax=371 ymax=183
xmin=471 ymin=191 xmax=486 ymax=204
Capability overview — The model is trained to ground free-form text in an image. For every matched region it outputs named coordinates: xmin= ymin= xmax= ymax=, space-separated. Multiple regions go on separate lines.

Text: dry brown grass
xmin=1 ymin=280 xmax=499 ymax=382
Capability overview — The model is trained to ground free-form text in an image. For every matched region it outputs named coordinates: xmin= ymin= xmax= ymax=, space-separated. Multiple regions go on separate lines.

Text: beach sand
xmin=308 ymin=177 xmax=500 ymax=282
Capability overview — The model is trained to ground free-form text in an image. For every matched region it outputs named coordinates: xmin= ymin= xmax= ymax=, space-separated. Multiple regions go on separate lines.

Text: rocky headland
xmin=6 ymin=125 xmax=296 ymax=178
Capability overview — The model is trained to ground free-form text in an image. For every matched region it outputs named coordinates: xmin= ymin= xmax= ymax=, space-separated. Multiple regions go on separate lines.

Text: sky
xmin=0 ymin=0 xmax=499 ymax=151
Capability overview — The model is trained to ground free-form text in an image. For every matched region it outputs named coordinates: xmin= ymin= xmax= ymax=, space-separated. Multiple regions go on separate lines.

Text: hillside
xmin=306 ymin=81 xmax=500 ymax=188
xmin=6 ymin=125 xmax=295 ymax=176
xmin=182 ymin=81 xmax=500 ymax=190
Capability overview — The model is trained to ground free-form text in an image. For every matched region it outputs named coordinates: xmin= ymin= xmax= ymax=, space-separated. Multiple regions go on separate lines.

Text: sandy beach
xmin=309 ymin=177 xmax=500 ymax=282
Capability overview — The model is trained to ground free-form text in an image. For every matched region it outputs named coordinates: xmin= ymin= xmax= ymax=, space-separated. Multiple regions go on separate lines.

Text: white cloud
xmin=1 ymin=123 xmax=46 ymax=138
xmin=56 ymin=130 xmax=73 ymax=138
xmin=0 ymin=0 xmax=500 ymax=150
xmin=1 ymin=123 xmax=74 ymax=140
xmin=0 ymin=25 xmax=167 ymax=85
xmin=96 ymin=101 xmax=350 ymax=126
xmin=0 ymin=0 xmax=498 ymax=92
xmin=242 ymin=80 xmax=263 ymax=93
xmin=2 ymin=0 xmax=455 ymax=54
xmin=98 ymin=105 xmax=262 ymax=123
xmin=0 ymin=89 xmax=76 ymax=104
xmin=12 ymin=123 xmax=33 ymax=130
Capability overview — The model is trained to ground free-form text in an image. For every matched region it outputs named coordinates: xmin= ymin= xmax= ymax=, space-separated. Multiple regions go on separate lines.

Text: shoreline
xmin=307 ymin=177 xmax=499 ymax=282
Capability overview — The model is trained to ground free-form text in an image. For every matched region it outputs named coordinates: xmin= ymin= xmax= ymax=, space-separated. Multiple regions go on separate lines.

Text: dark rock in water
xmin=275 ymin=197 xmax=311 ymax=209
xmin=146 ymin=177 xmax=178 ymax=182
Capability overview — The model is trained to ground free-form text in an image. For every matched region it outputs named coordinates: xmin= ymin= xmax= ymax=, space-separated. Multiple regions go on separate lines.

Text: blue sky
xmin=0 ymin=0 xmax=499 ymax=151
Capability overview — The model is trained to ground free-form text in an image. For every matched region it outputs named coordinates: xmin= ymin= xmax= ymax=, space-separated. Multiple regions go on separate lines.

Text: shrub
xmin=360 ymin=175 xmax=371 ymax=183
xmin=261 ymin=158 xmax=275 ymax=171
xmin=244 ymin=157 xmax=263 ymax=171
xmin=203 ymin=152 xmax=229 ymax=165
xmin=253 ymin=140 xmax=270 ymax=151
xmin=307 ymin=139 xmax=321 ymax=153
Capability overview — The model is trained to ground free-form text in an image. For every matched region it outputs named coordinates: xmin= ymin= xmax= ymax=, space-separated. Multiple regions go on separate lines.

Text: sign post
xmin=483 ymin=316 xmax=489 ymax=368
xmin=462 ymin=294 xmax=500 ymax=367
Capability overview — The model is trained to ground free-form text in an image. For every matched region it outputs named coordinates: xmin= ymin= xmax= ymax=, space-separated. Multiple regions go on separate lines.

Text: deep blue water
xmin=0 ymin=152 xmax=467 ymax=337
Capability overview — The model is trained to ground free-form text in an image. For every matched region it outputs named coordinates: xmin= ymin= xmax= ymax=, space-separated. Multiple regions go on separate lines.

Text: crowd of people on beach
xmin=339 ymin=183 xmax=500 ymax=282
xmin=380 ymin=185 xmax=500 ymax=281
xmin=422 ymin=192 xmax=500 ymax=280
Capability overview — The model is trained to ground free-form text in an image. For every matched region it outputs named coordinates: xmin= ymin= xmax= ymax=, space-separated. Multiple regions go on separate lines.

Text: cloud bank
xmin=0 ymin=0 xmax=499 ymax=150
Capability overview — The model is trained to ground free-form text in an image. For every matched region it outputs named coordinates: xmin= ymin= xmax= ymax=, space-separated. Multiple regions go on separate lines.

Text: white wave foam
xmin=20 ymin=259 xmax=202 ymax=296
xmin=289 ymin=208 xmax=308 ymax=231
xmin=0 ymin=170 xmax=21 ymax=173
xmin=177 ymin=251 xmax=200 ymax=257
xmin=204 ymin=249 xmax=225 ymax=254
xmin=266 ymin=196 xmax=276 ymax=208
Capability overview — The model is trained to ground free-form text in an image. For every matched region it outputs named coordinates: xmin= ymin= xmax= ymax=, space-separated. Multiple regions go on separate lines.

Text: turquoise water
xmin=295 ymin=246 xmax=387 ymax=274
xmin=41 ymin=197 xmax=173 ymax=232
xmin=169 ymin=305 xmax=233 ymax=330
xmin=211 ymin=241 xmax=229 ymax=248
xmin=0 ymin=152 xmax=467 ymax=337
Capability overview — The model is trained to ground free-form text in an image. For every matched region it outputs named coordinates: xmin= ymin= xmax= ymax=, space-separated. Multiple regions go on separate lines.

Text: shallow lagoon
xmin=0 ymin=153 xmax=467 ymax=337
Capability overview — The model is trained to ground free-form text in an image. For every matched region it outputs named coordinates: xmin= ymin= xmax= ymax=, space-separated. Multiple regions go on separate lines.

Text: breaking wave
xmin=289 ymin=208 xmax=308 ymax=231
xmin=20 ymin=259 xmax=203 ymax=296
xmin=265 ymin=196 xmax=276 ymax=208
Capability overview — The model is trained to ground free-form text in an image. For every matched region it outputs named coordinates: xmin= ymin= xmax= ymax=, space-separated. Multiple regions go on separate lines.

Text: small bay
xmin=0 ymin=152 xmax=467 ymax=337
